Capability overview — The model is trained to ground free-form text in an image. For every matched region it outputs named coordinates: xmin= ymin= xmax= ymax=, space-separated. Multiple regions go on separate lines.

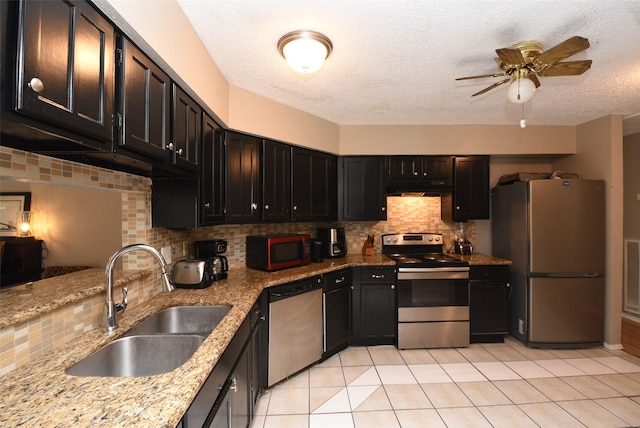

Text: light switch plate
xmin=161 ymin=246 xmax=172 ymax=264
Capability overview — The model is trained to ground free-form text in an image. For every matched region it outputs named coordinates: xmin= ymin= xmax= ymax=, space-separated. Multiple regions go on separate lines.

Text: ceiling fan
xmin=456 ymin=36 xmax=592 ymax=103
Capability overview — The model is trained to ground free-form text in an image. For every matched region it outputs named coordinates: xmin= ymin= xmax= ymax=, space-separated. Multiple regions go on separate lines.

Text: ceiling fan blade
xmin=529 ymin=74 xmax=541 ymax=88
xmin=495 ymin=48 xmax=526 ymax=68
xmin=537 ymin=60 xmax=593 ymax=77
xmin=471 ymin=78 xmax=511 ymax=97
xmin=456 ymin=73 xmax=505 ymax=81
xmin=535 ymin=36 xmax=590 ymax=66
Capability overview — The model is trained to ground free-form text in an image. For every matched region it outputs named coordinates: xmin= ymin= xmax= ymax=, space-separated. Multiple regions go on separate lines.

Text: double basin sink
xmin=66 ymin=305 xmax=231 ymax=377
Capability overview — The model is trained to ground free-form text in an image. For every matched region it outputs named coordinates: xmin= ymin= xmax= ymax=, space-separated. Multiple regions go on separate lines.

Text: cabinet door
xmin=452 ymin=156 xmax=490 ymax=221
xmin=422 ymin=156 xmax=453 ymax=180
xmin=324 ymin=286 xmax=352 ymax=355
xmin=171 ymin=84 xmax=201 ymax=171
xmin=339 ymin=156 xmax=387 ymax=221
xmin=16 ymin=0 xmax=114 ymax=143
xmin=291 ymin=147 xmax=337 ymax=221
xmin=116 ymin=36 xmax=171 ymax=162
xmin=360 ymin=283 xmax=396 ymax=340
xmin=388 ymin=156 xmax=420 ymax=182
xmin=225 ymin=131 xmax=261 ymax=223
xmin=201 ymin=113 xmax=225 ymax=225
xmin=470 ymin=281 xmax=510 ymax=338
xmin=229 ymin=347 xmax=250 ymax=428
xmin=262 ymin=140 xmax=290 ymax=222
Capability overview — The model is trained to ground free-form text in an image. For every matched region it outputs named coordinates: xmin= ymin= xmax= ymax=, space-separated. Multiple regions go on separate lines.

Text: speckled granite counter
xmin=448 ymin=253 xmax=512 ymax=266
xmin=0 ymin=268 xmax=152 ymax=329
xmin=0 ymin=254 xmax=393 ymax=427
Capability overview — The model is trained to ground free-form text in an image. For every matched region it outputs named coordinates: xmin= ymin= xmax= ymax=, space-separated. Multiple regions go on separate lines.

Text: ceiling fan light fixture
xmin=507 ymin=76 xmax=536 ymax=104
xmin=278 ymin=30 xmax=332 ymax=73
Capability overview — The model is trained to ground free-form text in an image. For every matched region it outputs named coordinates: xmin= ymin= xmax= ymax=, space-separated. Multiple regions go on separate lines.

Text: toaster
xmin=171 ymin=259 xmax=214 ymax=289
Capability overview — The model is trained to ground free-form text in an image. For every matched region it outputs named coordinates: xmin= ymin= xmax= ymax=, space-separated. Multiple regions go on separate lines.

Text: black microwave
xmin=245 ymin=234 xmax=311 ymax=271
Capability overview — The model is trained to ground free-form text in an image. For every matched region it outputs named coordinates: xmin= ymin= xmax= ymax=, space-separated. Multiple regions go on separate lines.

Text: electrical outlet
xmin=182 ymin=242 xmax=188 ymax=257
xmin=518 ymin=319 xmax=524 ymax=335
xmin=161 ymin=246 xmax=172 ymax=264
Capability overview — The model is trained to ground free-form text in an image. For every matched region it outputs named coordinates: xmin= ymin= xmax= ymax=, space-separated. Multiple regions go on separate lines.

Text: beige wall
xmin=98 ymin=0 xmax=230 ymax=124
xmin=624 ymin=133 xmax=640 ymax=239
xmin=339 ymin=125 xmax=576 ymax=156
xmin=228 ymin=86 xmax=340 ymax=153
xmin=554 ymin=115 xmax=625 ymax=349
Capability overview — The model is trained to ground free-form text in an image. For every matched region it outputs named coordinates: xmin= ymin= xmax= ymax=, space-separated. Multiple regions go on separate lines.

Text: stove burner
xmin=382 ymin=233 xmax=468 ymax=268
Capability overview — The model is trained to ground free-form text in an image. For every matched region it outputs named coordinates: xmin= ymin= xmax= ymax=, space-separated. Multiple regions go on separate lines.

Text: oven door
xmin=397 ymin=268 xmax=469 ymax=308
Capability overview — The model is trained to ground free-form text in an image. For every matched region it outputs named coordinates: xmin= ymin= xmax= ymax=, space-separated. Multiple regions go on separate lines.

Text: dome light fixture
xmin=507 ymin=69 xmax=536 ymax=104
xmin=277 ymin=30 xmax=333 ymax=73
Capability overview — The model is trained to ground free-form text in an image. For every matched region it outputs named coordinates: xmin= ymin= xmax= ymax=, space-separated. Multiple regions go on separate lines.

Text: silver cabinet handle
xmin=335 ymin=276 xmax=345 ymax=283
xmin=413 ymin=171 xmax=419 ymax=176
xmin=204 ymin=202 xmax=211 ymax=208
xmin=293 ymin=205 xmax=298 ymax=211
xmin=381 ymin=206 xmax=386 ymax=211
xmin=391 ymin=284 xmax=395 ymax=289
xmin=177 ymin=148 xmax=183 ymax=156
xmin=251 ymin=202 xmax=258 ymax=210
xmin=168 ymin=142 xmax=175 ymax=150
xmin=230 ymin=377 xmax=238 ymax=392
xmin=29 ymin=77 xmax=44 ymax=93
xmin=423 ymin=172 xmax=428 ymax=176
xmin=371 ymin=274 xmax=385 ymax=279
xmin=264 ymin=204 xmax=270 ymax=210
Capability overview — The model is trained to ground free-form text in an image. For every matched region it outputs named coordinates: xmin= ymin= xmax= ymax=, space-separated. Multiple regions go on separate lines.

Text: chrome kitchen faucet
xmin=102 ymin=244 xmax=174 ymax=333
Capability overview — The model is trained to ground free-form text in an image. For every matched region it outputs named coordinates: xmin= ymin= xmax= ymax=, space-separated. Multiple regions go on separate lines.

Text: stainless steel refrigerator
xmin=492 ymin=178 xmax=605 ymax=348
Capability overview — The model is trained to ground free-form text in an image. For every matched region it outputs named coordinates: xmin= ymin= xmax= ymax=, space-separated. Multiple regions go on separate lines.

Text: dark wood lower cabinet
xmin=323 ymin=269 xmax=352 ymax=358
xmin=469 ymin=265 xmax=510 ymax=343
xmin=180 ymin=299 xmax=263 ymax=428
xmin=351 ymin=266 xmax=397 ymax=346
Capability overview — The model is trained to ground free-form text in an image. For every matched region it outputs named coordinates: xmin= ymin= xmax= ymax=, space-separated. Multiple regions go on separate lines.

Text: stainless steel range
xmin=383 ymin=233 xmax=470 ymax=349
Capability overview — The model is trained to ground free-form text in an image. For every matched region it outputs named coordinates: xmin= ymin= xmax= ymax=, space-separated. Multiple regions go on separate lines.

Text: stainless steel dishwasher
xmin=267 ymin=276 xmax=323 ymax=386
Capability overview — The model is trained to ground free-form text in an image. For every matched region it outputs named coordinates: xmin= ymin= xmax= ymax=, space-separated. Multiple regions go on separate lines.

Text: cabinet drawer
xmin=324 ymin=269 xmax=352 ymax=292
xmin=469 ymin=265 xmax=509 ymax=281
xmin=359 ymin=267 xmax=396 ymax=283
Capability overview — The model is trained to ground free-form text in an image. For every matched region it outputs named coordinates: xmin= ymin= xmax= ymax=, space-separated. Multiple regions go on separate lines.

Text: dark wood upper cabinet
xmin=224 ymin=130 xmax=261 ymax=224
xmin=262 ymin=140 xmax=291 ymax=222
xmin=171 ymin=84 xmax=201 ymax=172
xmin=388 ymin=156 xmax=452 ymax=186
xmin=201 ymin=113 xmax=225 ymax=225
xmin=115 ymin=35 xmax=171 ymax=163
xmin=291 ymin=147 xmax=337 ymax=222
xmin=339 ymin=156 xmax=387 ymax=221
xmin=15 ymin=0 xmax=114 ymax=143
xmin=442 ymin=155 xmax=490 ymax=221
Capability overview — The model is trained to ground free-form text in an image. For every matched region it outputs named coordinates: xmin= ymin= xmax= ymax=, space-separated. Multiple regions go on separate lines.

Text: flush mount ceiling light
xmin=277 ymin=30 xmax=333 ymax=73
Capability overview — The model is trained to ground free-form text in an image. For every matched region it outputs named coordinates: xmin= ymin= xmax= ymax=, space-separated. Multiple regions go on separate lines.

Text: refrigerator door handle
xmin=529 ymin=272 xmax=604 ymax=278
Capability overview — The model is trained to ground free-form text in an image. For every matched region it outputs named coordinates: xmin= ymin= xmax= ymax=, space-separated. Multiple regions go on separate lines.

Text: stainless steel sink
xmin=65 ymin=335 xmax=205 ymax=377
xmin=66 ymin=305 xmax=231 ymax=377
xmin=123 ymin=305 xmax=231 ymax=337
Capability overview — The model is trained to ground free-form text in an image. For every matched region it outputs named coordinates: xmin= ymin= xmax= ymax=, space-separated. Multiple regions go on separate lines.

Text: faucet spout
xmin=102 ymin=244 xmax=174 ymax=333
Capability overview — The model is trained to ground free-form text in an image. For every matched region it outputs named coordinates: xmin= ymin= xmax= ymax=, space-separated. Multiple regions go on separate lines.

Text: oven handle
xmin=397 ymin=267 xmax=469 ymax=280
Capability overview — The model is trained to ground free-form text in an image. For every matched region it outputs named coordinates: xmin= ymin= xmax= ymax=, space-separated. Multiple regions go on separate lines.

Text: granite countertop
xmin=448 ymin=252 xmax=512 ymax=266
xmin=0 ymin=253 xmax=393 ymax=427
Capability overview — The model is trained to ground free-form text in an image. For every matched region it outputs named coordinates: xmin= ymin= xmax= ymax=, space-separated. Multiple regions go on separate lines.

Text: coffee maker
xmin=316 ymin=226 xmax=347 ymax=258
xmin=195 ymin=240 xmax=229 ymax=281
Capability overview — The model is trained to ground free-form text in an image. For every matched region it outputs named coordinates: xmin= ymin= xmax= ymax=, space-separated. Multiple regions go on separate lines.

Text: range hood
xmin=386 ymin=181 xmax=452 ymax=197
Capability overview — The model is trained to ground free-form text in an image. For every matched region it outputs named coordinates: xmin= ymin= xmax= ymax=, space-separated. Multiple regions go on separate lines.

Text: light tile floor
xmin=250 ymin=337 xmax=640 ymax=428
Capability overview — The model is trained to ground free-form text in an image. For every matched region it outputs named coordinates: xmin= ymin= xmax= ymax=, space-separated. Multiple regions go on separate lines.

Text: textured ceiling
xmin=176 ymin=0 xmax=640 ymax=128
